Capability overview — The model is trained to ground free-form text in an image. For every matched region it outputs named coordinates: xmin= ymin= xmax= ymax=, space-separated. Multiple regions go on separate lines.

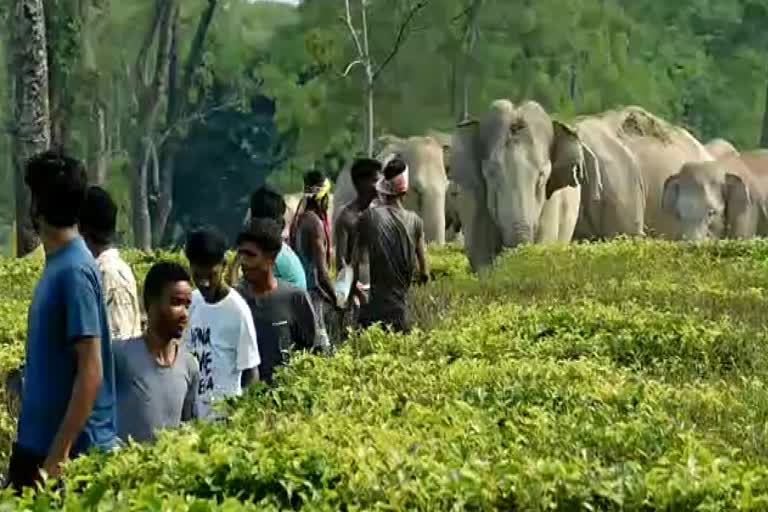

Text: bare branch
xmin=372 ymin=0 xmax=432 ymax=80
xmin=342 ymin=0 xmax=365 ymax=59
xmin=343 ymin=59 xmax=365 ymax=77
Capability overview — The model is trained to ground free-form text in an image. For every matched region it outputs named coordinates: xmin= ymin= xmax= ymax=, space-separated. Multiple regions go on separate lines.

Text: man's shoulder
xmin=114 ymin=336 xmax=144 ymax=359
xmin=275 ymin=281 xmax=309 ymax=301
xmin=226 ymin=287 xmax=253 ymax=314
xmin=178 ymin=346 xmax=200 ymax=377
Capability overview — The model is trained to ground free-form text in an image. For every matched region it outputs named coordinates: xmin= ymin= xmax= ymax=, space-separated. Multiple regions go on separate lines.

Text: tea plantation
xmin=2 ymin=239 xmax=768 ymax=509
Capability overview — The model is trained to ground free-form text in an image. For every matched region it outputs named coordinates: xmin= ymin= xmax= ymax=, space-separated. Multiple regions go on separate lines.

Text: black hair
xmin=79 ymin=186 xmax=117 ymax=245
xmin=303 ymin=170 xmax=326 ymax=189
xmin=249 ymin=185 xmax=286 ymax=223
xmin=143 ymin=261 xmax=191 ymax=311
xmin=350 ymin=157 xmax=382 ymax=185
xmin=384 ymin=158 xmax=408 ymax=180
xmin=24 ymin=150 xmax=88 ymax=228
xmin=185 ymin=227 xmax=228 ymax=266
xmin=236 ymin=217 xmax=282 ymax=257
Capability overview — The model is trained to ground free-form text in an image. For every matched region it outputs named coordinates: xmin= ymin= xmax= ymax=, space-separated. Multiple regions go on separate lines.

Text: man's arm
xmin=291 ymin=291 xmax=318 ymax=350
xmin=182 ymin=365 xmax=199 ymax=422
xmin=236 ymin=305 xmax=261 ymax=389
xmin=44 ymin=338 xmax=102 ymax=477
xmin=415 ymin=219 xmax=429 ymax=282
xmin=349 ymin=212 xmax=369 ymax=299
xmin=308 ymin=216 xmax=336 ymax=302
xmin=333 ymin=211 xmax=350 ymax=272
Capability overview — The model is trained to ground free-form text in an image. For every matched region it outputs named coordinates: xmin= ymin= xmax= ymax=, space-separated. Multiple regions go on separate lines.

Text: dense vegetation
xmin=3 ymin=0 xmax=768 ymax=250
xmin=0 ymin=240 xmax=766 ymax=508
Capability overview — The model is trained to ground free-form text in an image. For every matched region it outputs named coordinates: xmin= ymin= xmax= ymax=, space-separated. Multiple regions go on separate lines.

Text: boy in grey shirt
xmin=114 ymin=262 xmax=199 ymax=443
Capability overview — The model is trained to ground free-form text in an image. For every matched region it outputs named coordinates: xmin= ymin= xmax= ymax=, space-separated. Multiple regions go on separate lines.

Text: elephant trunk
xmin=500 ymin=221 xmax=534 ymax=248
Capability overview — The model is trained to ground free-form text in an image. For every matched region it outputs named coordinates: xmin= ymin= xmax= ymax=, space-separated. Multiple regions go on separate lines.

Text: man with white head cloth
xmin=350 ymin=157 xmax=429 ymax=334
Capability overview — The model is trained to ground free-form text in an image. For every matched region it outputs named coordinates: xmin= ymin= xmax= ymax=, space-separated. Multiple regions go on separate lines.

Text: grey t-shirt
xmin=235 ymin=281 xmax=317 ymax=383
xmin=358 ymin=205 xmax=423 ymax=315
xmin=114 ymin=337 xmax=199 ymax=443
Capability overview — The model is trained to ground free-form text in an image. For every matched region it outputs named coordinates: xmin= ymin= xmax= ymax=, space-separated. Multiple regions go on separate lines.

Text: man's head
xmin=303 ymin=170 xmax=331 ymax=213
xmin=249 ymin=185 xmax=286 ymax=229
xmin=377 ymin=157 xmax=410 ymax=199
xmin=143 ymin=261 xmax=192 ymax=340
xmin=184 ymin=228 xmax=228 ymax=302
xmin=236 ymin=218 xmax=282 ymax=285
xmin=350 ymin=157 xmax=381 ymax=203
xmin=25 ymin=150 xmax=88 ymax=232
xmin=79 ymin=186 xmax=118 ymax=252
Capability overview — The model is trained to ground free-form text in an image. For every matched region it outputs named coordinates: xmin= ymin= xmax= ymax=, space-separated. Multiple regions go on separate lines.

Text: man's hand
xmin=41 ymin=454 xmax=66 ymax=480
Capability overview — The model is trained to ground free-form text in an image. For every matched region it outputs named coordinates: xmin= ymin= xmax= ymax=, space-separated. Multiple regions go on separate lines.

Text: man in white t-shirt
xmin=183 ymin=228 xmax=260 ymax=420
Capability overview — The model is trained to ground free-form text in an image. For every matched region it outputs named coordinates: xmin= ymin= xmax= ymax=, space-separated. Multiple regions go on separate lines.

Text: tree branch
xmin=342 ymin=0 xmax=365 ymax=59
xmin=372 ymin=0 xmax=431 ymax=80
xmin=177 ymin=0 xmax=217 ymax=118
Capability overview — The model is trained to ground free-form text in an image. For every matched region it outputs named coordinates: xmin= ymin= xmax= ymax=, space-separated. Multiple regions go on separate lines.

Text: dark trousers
xmin=359 ymin=304 xmax=411 ymax=334
xmin=5 ymin=443 xmax=46 ymax=493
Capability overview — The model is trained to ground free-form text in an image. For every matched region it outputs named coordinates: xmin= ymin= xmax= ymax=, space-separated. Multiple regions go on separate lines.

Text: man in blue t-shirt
xmin=8 ymin=151 xmax=117 ymax=492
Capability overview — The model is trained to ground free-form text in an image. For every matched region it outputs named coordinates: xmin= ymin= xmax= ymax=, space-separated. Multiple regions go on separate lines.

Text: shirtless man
xmin=333 ymin=158 xmax=382 ymax=323
xmin=290 ymin=171 xmax=337 ymax=350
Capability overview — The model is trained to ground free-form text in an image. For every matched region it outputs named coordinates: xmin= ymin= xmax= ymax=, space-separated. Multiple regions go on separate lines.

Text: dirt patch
xmin=617 ymin=108 xmax=673 ymax=144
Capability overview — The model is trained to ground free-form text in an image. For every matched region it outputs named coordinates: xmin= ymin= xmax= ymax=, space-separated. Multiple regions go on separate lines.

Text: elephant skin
xmin=662 ymin=150 xmax=768 ymax=240
xmin=332 ymin=134 xmax=449 ymax=245
xmin=451 ymin=100 xmax=583 ymax=271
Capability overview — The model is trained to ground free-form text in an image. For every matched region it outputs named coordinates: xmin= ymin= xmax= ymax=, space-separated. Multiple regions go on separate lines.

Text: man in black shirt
xmin=235 ymin=218 xmax=317 ymax=383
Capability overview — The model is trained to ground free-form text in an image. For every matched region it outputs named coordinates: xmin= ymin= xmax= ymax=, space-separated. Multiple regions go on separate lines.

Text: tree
xmin=341 ymin=0 xmax=431 ymax=156
xmin=8 ymin=0 xmax=51 ymax=256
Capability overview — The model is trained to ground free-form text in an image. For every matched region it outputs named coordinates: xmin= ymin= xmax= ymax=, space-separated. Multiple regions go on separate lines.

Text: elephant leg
xmin=557 ymin=187 xmax=581 ymax=241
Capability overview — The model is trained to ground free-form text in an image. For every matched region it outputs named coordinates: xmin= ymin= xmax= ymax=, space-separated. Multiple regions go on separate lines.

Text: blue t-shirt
xmin=274 ymin=243 xmax=307 ymax=290
xmin=17 ymin=237 xmax=117 ymax=456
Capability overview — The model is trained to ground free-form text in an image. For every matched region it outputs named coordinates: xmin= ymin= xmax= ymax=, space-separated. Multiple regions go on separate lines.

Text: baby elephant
xmin=662 ymin=150 xmax=768 ymax=240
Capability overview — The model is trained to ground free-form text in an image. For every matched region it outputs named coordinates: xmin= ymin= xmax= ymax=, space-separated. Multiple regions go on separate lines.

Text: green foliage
xmin=0 ymin=240 xmax=767 ymax=508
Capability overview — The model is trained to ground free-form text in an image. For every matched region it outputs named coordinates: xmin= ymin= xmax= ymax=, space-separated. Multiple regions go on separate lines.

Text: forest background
xmin=2 ymin=0 xmax=767 ymax=254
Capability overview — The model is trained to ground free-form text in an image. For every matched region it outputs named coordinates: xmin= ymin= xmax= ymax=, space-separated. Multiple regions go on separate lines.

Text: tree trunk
xmin=459 ymin=0 xmax=482 ymax=122
xmin=9 ymin=0 xmax=51 ymax=257
xmin=88 ymin=103 xmax=108 ymax=185
xmin=360 ymin=0 xmax=374 ymax=156
xmin=152 ymin=0 xmax=217 ymax=246
xmin=131 ymin=0 xmax=175 ymax=250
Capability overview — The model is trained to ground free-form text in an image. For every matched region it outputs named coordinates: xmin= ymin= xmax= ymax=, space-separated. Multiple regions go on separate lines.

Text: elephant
xmin=661 ymin=150 xmax=768 ymax=240
xmin=444 ymin=179 xmax=462 ymax=242
xmin=451 ymin=100 xmax=583 ymax=271
xmin=332 ymin=134 xmax=450 ymax=245
xmin=565 ymin=106 xmax=713 ymax=240
xmin=704 ymin=138 xmax=739 ymax=160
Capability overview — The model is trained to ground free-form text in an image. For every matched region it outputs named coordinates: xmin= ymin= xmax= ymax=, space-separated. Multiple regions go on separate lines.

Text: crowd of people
xmin=5 ymin=149 xmax=429 ymax=492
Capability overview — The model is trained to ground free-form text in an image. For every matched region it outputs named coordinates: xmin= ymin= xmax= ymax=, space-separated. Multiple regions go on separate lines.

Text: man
xmin=351 ymin=157 xmax=429 ymax=334
xmin=184 ymin=228 xmax=260 ymax=420
xmin=289 ymin=171 xmax=337 ymax=350
xmin=113 ymin=262 xmax=199 ymax=443
xmin=8 ymin=151 xmax=117 ymax=491
xmin=229 ymin=186 xmax=306 ymax=290
xmin=333 ymin=158 xmax=382 ymax=315
xmin=235 ymin=218 xmax=317 ymax=384
xmin=79 ymin=186 xmax=142 ymax=341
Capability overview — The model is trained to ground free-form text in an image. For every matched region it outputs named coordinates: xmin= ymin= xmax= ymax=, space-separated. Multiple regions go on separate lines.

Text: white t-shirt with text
xmin=185 ymin=288 xmax=260 ymax=419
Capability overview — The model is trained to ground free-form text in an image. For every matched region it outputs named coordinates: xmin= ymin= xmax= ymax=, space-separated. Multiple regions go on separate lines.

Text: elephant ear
xmin=451 ymin=120 xmax=483 ymax=190
xmin=661 ymin=175 xmax=681 ymax=217
xmin=725 ymin=173 xmax=751 ymax=225
xmin=548 ymin=121 xmax=591 ymax=199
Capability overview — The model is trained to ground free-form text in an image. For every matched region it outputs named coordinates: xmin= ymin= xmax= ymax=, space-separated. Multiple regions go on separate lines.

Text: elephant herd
xmin=278 ymin=98 xmax=767 ymax=273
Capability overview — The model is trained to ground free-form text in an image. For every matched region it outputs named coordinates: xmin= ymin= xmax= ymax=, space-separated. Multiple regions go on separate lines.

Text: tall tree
xmin=8 ymin=0 xmax=51 ymax=256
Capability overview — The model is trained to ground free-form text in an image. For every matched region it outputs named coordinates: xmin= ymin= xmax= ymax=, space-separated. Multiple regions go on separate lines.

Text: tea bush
xmin=1 ymin=239 xmax=768 ymax=509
